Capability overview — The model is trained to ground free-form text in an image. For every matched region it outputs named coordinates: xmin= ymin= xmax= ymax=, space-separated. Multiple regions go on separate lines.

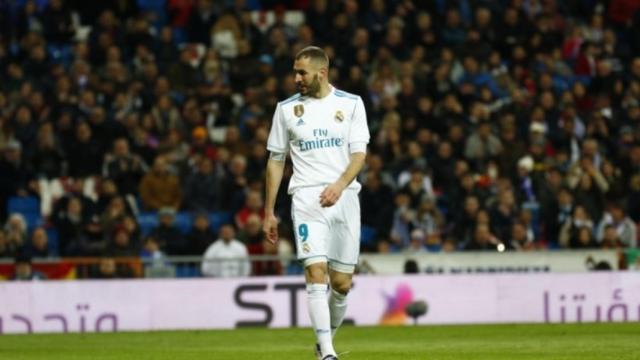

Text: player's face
xmin=294 ymin=57 xmax=322 ymax=97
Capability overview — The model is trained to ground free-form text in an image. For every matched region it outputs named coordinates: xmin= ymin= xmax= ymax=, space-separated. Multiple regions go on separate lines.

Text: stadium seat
xmin=22 ymin=213 xmax=44 ymax=231
xmin=138 ymin=212 xmax=159 ymax=237
xmin=47 ymin=44 xmax=74 ymax=67
xmin=175 ymin=263 xmax=201 ymax=278
xmin=209 ymin=212 xmax=232 ymax=233
xmin=8 ymin=196 xmax=40 ymax=214
xmin=174 ymin=212 xmax=192 ymax=234
xmin=8 ymin=196 xmax=43 ymax=230
xmin=361 ymin=225 xmax=377 ymax=248
xmin=45 ymin=228 xmax=60 ymax=256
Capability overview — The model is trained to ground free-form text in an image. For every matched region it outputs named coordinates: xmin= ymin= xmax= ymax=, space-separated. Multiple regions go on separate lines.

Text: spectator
xmin=545 ymin=187 xmax=575 ymax=246
xmin=95 ymin=178 xmax=119 ymax=215
xmin=149 ymin=207 xmax=186 ymax=255
xmin=141 ymin=235 xmax=166 ymax=261
xmin=108 ymin=226 xmax=139 ymax=257
xmin=90 ymin=256 xmax=134 ymax=279
xmin=189 ymin=126 xmax=217 ymax=160
xmin=183 ymin=157 xmax=222 ymax=212
xmin=29 ymin=122 xmax=66 ymax=179
xmin=4 ymin=213 xmax=28 ymax=254
xmin=465 ymin=223 xmax=502 ymax=251
xmin=360 ymin=171 xmax=394 ymax=244
xmin=11 ymin=253 xmax=46 ymax=281
xmin=185 ymin=213 xmax=216 ymax=255
xmin=464 ymin=120 xmax=503 ymax=171
xmin=509 ymin=221 xmax=534 ymax=251
xmin=245 ymin=219 xmax=282 ymax=276
xmin=67 ymin=122 xmax=104 ymax=178
xmin=12 ymin=105 xmax=38 ymax=151
xmin=398 ymin=166 xmax=434 ymax=209
xmin=600 ymin=224 xmax=623 ymax=249
xmin=596 ymin=202 xmax=637 ymax=248
xmin=220 ymin=154 xmax=249 ymax=213
xmin=139 ymin=155 xmax=182 ymax=211
xmin=201 ymin=224 xmax=250 ymax=278
xmin=234 ymin=190 xmax=265 ymax=229
xmin=489 ymin=189 xmax=518 ymax=242
xmin=405 ymin=229 xmax=427 ymax=254
xmin=559 ymin=205 xmax=595 ymax=249
xmin=99 ymin=196 xmax=130 ymax=241
xmin=53 ymin=195 xmax=90 ymax=255
xmin=186 ymin=0 xmax=220 ymax=45
xmin=573 ymin=226 xmax=597 ymax=249
xmin=414 ymin=198 xmax=443 ymax=245
xmin=42 ymin=0 xmax=75 ymax=44
xmin=0 ymin=230 xmax=12 ymax=258
xmin=237 ymin=214 xmax=263 ymax=246
xmin=390 ymin=192 xmax=414 ymax=250
xmin=29 ymin=227 xmax=50 ymax=258
xmin=0 ymin=141 xmax=34 ymax=222
xmin=0 ymin=0 xmax=638 ymax=262
xmin=103 ymin=137 xmax=147 ymax=198
xmin=452 ymin=195 xmax=481 ymax=246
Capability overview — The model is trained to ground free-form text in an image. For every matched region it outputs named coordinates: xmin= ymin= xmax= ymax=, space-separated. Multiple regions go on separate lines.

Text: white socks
xmin=329 ymin=288 xmax=348 ymax=338
xmin=307 ymin=283 xmax=335 ymax=357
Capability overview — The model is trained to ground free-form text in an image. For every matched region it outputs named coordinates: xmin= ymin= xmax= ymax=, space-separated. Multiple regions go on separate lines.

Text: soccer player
xmin=264 ymin=46 xmax=369 ymax=360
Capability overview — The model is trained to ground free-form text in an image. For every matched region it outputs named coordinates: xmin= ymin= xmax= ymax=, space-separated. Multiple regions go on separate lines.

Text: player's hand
xmin=263 ymin=212 xmax=279 ymax=244
xmin=320 ymin=183 xmax=344 ymax=207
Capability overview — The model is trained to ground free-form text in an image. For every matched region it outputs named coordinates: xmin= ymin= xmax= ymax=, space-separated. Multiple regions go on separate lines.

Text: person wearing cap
xmin=190 ymin=126 xmax=217 ymax=160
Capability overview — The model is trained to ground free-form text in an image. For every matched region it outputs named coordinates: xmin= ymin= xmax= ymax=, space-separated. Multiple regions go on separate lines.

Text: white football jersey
xmin=267 ymin=86 xmax=370 ymax=194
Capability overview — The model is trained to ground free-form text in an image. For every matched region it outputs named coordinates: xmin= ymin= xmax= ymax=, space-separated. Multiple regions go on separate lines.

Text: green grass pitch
xmin=1 ymin=323 xmax=639 ymax=359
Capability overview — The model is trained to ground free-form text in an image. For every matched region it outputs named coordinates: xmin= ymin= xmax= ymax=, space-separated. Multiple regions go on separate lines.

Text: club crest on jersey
xmin=294 ymin=104 xmax=304 ymax=118
xmin=335 ymin=110 xmax=344 ymax=122
xmin=302 ymin=243 xmax=311 ymax=254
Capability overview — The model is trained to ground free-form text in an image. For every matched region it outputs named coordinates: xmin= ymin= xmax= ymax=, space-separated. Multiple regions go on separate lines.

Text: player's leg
xmin=327 ymin=189 xmax=360 ymax=339
xmin=328 ymin=268 xmax=352 ymax=338
xmin=304 ymin=260 xmax=336 ymax=359
xmin=292 ymin=188 xmax=337 ymax=359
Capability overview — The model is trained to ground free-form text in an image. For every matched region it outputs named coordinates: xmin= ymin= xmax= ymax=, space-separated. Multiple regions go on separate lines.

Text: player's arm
xmin=264 ymin=153 xmax=285 ymax=243
xmin=319 ymin=150 xmax=366 ymax=207
xmin=320 ymin=95 xmax=369 ymax=207
xmin=264 ymin=103 xmax=289 ymax=244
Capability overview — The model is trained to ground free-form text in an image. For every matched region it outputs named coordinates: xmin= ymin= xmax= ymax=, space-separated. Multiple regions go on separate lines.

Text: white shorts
xmin=291 ymin=186 xmax=360 ymax=273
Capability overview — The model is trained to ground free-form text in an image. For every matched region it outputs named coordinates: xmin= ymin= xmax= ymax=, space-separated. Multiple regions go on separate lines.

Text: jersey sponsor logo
xmin=298 ymin=137 xmax=344 ymax=151
xmin=294 ymin=104 xmax=304 ymax=118
xmin=335 ymin=110 xmax=344 ymax=122
xmin=297 ymin=128 xmax=344 ymax=152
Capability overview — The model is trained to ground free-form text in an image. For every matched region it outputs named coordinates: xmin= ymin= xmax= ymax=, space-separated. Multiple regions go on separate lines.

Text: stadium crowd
xmin=1 ymin=0 xmax=640 ymax=274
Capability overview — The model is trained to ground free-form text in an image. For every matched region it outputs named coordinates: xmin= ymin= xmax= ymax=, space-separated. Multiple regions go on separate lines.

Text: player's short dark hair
xmin=295 ymin=46 xmax=329 ymax=68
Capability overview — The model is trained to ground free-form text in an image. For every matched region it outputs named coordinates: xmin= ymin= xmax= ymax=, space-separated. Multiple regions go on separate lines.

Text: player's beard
xmin=298 ymin=74 xmax=321 ymax=97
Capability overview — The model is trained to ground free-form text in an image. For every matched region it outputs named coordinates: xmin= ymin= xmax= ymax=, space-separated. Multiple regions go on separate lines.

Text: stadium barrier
xmin=0 ymin=271 xmax=638 ymax=334
xmin=0 ymin=250 xmax=624 ymax=280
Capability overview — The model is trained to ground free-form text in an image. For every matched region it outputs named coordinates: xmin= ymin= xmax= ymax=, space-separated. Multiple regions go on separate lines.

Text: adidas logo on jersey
xmin=296 ymin=119 xmax=305 ymax=126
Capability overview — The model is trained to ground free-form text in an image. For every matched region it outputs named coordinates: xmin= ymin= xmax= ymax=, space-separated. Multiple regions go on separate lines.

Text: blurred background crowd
xmin=1 ymin=0 xmax=640 ymax=275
